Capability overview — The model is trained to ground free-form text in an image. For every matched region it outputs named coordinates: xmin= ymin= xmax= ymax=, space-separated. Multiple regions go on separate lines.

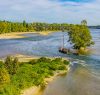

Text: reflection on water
xmin=0 ymin=29 xmax=100 ymax=95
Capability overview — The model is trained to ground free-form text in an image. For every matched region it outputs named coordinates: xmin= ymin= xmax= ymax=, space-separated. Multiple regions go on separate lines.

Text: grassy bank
xmin=0 ymin=56 xmax=70 ymax=95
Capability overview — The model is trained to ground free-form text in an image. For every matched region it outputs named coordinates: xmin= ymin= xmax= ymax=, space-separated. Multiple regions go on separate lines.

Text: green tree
xmin=0 ymin=63 xmax=10 ymax=86
xmin=13 ymin=57 xmax=19 ymax=74
xmin=23 ymin=20 xmax=27 ymax=27
xmin=68 ymin=25 xmax=94 ymax=49
xmin=5 ymin=56 xmax=13 ymax=74
xmin=5 ymin=56 xmax=19 ymax=75
xmin=81 ymin=20 xmax=87 ymax=26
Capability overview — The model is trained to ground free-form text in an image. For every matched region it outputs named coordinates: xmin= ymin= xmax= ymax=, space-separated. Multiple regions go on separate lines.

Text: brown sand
xmin=0 ymin=31 xmax=52 ymax=39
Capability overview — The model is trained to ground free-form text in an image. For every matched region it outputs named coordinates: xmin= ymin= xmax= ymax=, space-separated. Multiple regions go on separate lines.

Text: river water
xmin=0 ymin=29 xmax=100 ymax=95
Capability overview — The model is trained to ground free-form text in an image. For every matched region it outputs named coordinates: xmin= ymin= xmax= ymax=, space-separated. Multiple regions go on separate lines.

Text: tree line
xmin=88 ymin=25 xmax=100 ymax=29
xmin=0 ymin=20 xmax=94 ymax=50
xmin=0 ymin=20 xmax=87 ymax=33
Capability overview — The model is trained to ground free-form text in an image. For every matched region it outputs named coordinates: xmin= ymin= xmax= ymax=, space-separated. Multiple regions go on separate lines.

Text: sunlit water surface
xmin=0 ymin=29 xmax=100 ymax=95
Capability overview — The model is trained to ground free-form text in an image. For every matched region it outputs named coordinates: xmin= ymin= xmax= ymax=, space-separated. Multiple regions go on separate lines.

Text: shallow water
xmin=43 ymin=29 xmax=100 ymax=95
xmin=0 ymin=29 xmax=100 ymax=95
xmin=43 ymin=62 xmax=100 ymax=95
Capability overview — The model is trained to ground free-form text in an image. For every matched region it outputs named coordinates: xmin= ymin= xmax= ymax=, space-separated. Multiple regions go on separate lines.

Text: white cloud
xmin=0 ymin=0 xmax=100 ymax=25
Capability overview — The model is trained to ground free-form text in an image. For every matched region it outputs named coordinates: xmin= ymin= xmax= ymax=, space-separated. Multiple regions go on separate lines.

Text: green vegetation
xmin=81 ymin=19 xmax=87 ymax=26
xmin=68 ymin=23 xmax=94 ymax=50
xmin=0 ymin=56 xmax=70 ymax=95
xmin=5 ymin=56 xmax=19 ymax=75
xmin=0 ymin=20 xmax=89 ymax=33
xmin=0 ymin=62 xmax=10 ymax=88
xmin=0 ymin=20 xmax=72 ymax=33
xmin=0 ymin=20 xmax=94 ymax=53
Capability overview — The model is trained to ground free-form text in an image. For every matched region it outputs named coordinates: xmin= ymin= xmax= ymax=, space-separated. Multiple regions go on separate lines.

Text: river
xmin=0 ymin=29 xmax=100 ymax=95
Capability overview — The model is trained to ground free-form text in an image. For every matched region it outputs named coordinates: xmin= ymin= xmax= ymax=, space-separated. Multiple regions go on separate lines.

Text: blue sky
xmin=55 ymin=0 xmax=92 ymax=2
xmin=0 ymin=0 xmax=99 ymax=25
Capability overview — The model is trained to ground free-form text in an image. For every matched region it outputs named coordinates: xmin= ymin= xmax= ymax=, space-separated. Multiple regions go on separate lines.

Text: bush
xmin=78 ymin=47 xmax=90 ymax=55
xmin=51 ymin=58 xmax=62 ymax=64
xmin=29 ymin=59 xmax=37 ymax=65
xmin=1 ymin=57 xmax=70 ymax=95
xmin=4 ymin=56 xmax=19 ymax=75
xmin=0 ymin=84 xmax=20 ymax=95
xmin=58 ymin=65 xmax=66 ymax=70
xmin=0 ymin=67 xmax=10 ymax=87
xmin=13 ymin=57 xmax=19 ymax=74
xmin=5 ymin=56 xmax=13 ymax=74
xmin=37 ymin=57 xmax=51 ymax=63
xmin=63 ymin=60 xmax=70 ymax=65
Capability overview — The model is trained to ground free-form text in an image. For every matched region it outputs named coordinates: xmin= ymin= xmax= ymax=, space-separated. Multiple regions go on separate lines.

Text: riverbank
xmin=39 ymin=31 xmax=53 ymax=36
xmin=17 ymin=55 xmax=70 ymax=95
xmin=0 ymin=54 xmax=39 ymax=62
xmin=0 ymin=54 xmax=69 ymax=65
xmin=21 ymin=66 xmax=70 ymax=95
xmin=0 ymin=56 xmax=70 ymax=95
xmin=21 ymin=86 xmax=42 ymax=95
xmin=0 ymin=31 xmax=52 ymax=39
xmin=1 ymin=54 xmax=68 ymax=62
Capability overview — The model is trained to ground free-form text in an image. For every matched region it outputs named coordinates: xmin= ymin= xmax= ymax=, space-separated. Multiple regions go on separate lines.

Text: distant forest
xmin=0 ymin=20 xmax=89 ymax=34
xmin=0 ymin=20 xmax=94 ymax=52
xmin=88 ymin=25 xmax=100 ymax=29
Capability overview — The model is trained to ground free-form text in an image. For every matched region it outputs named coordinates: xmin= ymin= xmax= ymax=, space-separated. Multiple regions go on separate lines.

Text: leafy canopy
xmin=68 ymin=25 xmax=94 ymax=49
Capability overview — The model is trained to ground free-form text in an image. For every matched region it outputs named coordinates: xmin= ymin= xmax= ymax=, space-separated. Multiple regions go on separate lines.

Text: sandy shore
xmin=19 ymin=54 xmax=70 ymax=95
xmin=0 ymin=53 xmax=70 ymax=95
xmin=12 ymin=54 xmax=69 ymax=62
xmin=39 ymin=31 xmax=52 ymax=36
xmin=0 ymin=54 xmax=70 ymax=95
xmin=0 ymin=53 xmax=69 ymax=62
xmin=0 ymin=31 xmax=52 ymax=39
xmin=0 ymin=32 xmax=31 ymax=39
xmin=10 ymin=54 xmax=69 ymax=95
xmin=0 ymin=54 xmax=40 ymax=62
xmin=21 ymin=86 xmax=43 ymax=95
xmin=0 ymin=31 xmax=69 ymax=95
xmin=21 ymin=68 xmax=70 ymax=95
xmin=13 ymin=54 xmax=40 ymax=62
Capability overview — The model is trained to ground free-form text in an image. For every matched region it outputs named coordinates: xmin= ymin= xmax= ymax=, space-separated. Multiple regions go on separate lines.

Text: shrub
xmin=51 ymin=58 xmax=62 ymax=64
xmin=4 ymin=56 xmax=19 ymax=75
xmin=1 ymin=57 xmax=70 ymax=95
xmin=5 ymin=56 xmax=13 ymax=74
xmin=37 ymin=57 xmax=51 ymax=63
xmin=0 ymin=67 xmax=10 ymax=87
xmin=13 ymin=57 xmax=19 ymax=74
xmin=58 ymin=65 xmax=66 ymax=70
xmin=63 ymin=60 xmax=70 ymax=65
xmin=29 ymin=59 xmax=37 ymax=65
